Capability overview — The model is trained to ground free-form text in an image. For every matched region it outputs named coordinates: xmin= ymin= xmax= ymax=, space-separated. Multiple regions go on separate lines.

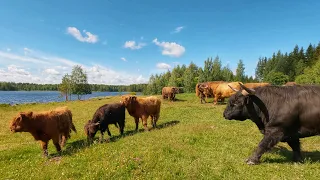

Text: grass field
xmin=0 ymin=93 xmax=319 ymax=180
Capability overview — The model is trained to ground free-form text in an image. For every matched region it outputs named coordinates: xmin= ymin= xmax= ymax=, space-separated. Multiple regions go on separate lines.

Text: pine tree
xmin=203 ymin=57 xmax=213 ymax=81
xmin=221 ymin=65 xmax=234 ymax=82
xmin=211 ymin=56 xmax=222 ymax=80
xmin=235 ymin=59 xmax=245 ymax=82
xmin=198 ymin=68 xmax=206 ymax=83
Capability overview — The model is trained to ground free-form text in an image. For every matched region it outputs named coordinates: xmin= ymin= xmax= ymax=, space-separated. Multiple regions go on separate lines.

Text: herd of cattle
xmin=9 ymin=80 xmax=320 ymax=165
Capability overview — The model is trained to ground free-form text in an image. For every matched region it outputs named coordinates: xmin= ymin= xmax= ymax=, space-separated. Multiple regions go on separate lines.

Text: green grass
xmin=0 ymin=94 xmax=319 ymax=180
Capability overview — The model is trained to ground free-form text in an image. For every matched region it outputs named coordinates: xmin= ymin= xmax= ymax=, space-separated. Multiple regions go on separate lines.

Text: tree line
xmin=255 ymin=43 xmax=320 ymax=85
xmin=144 ymin=57 xmax=256 ymax=95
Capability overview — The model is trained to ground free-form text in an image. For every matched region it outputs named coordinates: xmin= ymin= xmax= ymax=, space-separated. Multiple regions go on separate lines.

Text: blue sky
xmin=0 ymin=0 xmax=320 ymax=85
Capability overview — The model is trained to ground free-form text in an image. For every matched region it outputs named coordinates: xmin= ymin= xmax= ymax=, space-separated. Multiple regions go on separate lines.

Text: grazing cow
xmin=195 ymin=83 xmax=210 ymax=103
xmin=212 ymin=82 xmax=242 ymax=105
xmin=9 ymin=106 xmax=77 ymax=157
xmin=243 ymin=82 xmax=270 ymax=89
xmin=84 ymin=103 xmax=125 ymax=143
xmin=162 ymin=87 xmax=179 ymax=101
xmin=196 ymin=81 xmax=224 ymax=103
xmin=223 ymin=83 xmax=320 ymax=165
xmin=121 ymin=95 xmax=161 ymax=131
xmin=284 ymin=82 xmax=297 ymax=86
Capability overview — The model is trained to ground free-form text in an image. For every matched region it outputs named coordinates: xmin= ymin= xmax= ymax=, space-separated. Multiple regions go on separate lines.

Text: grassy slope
xmin=0 ymin=94 xmax=319 ymax=180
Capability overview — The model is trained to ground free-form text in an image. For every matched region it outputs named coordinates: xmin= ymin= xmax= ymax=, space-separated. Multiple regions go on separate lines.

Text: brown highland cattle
xmin=121 ymin=95 xmax=161 ymax=131
xmin=162 ymin=86 xmax=179 ymax=101
xmin=213 ymin=82 xmax=242 ymax=104
xmin=9 ymin=106 xmax=77 ymax=157
xmin=243 ymin=82 xmax=270 ymax=89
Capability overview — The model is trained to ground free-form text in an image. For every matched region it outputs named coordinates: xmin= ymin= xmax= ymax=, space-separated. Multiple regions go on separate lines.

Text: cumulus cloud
xmin=172 ymin=26 xmax=184 ymax=33
xmin=44 ymin=68 xmax=60 ymax=75
xmin=120 ymin=57 xmax=127 ymax=62
xmin=0 ymin=49 xmax=147 ymax=85
xmin=156 ymin=63 xmax=171 ymax=69
xmin=124 ymin=41 xmax=146 ymax=50
xmin=66 ymin=27 xmax=98 ymax=43
xmin=152 ymin=38 xmax=185 ymax=57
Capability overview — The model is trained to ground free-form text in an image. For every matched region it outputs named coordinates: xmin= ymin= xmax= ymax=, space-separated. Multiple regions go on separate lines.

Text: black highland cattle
xmin=223 ymin=83 xmax=320 ymax=165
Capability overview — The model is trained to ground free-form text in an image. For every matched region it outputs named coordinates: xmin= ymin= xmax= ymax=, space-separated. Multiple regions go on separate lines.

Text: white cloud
xmin=121 ymin=57 xmax=127 ymax=62
xmin=152 ymin=38 xmax=185 ymax=57
xmin=66 ymin=27 xmax=98 ymax=43
xmin=156 ymin=63 xmax=171 ymax=69
xmin=23 ymin=47 xmax=32 ymax=55
xmin=172 ymin=26 xmax=184 ymax=33
xmin=124 ymin=41 xmax=146 ymax=50
xmin=44 ymin=68 xmax=60 ymax=75
xmin=0 ymin=49 xmax=147 ymax=85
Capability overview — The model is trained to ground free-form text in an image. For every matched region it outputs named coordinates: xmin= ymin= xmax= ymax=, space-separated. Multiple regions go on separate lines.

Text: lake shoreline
xmin=0 ymin=91 xmax=141 ymax=105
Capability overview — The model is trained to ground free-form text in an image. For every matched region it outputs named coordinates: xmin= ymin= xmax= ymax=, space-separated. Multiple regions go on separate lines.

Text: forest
xmin=0 ymin=82 xmax=147 ymax=92
xmin=144 ymin=42 xmax=320 ymax=95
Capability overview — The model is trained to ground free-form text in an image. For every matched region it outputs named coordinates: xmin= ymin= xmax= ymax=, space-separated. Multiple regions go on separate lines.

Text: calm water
xmin=0 ymin=91 xmax=135 ymax=105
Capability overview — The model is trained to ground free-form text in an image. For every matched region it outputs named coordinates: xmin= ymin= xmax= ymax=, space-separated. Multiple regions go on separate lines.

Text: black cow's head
xmin=84 ymin=120 xmax=100 ymax=142
xmin=223 ymin=83 xmax=255 ymax=121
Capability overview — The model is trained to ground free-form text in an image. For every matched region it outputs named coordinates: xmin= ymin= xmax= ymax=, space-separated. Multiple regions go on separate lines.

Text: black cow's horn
xmin=239 ymin=83 xmax=255 ymax=95
xmin=228 ymin=85 xmax=238 ymax=92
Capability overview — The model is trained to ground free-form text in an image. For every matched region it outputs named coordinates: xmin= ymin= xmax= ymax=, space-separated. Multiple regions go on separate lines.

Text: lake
xmin=0 ymin=91 xmax=136 ymax=105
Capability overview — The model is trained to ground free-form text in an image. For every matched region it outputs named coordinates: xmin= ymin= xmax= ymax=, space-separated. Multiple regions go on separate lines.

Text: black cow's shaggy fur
xmin=223 ymin=84 xmax=320 ymax=165
xmin=84 ymin=103 xmax=125 ymax=143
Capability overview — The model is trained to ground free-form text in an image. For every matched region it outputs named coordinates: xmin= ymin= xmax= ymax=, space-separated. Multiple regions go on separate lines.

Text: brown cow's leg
xmin=134 ymin=117 xmax=139 ymax=131
xmin=142 ymin=115 xmax=149 ymax=131
xmin=40 ymin=141 xmax=49 ymax=157
xmin=52 ymin=136 xmax=62 ymax=156
xmin=60 ymin=134 xmax=67 ymax=147
xmin=246 ymin=128 xmax=284 ymax=165
xmin=153 ymin=113 xmax=159 ymax=128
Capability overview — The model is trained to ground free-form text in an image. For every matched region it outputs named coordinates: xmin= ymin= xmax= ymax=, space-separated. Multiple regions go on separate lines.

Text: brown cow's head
xmin=84 ymin=120 xmax=100 ymax=142
xmin=120 ymin=95 xmax=137 ymax=107
xmin=10 ymin=112 xmax=33 ymax=132
xmin=172 ymin=87 xmax=180 ymax=94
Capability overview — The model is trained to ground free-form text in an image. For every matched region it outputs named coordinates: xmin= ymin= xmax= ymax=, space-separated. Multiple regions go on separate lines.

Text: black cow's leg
xmin=118 ymin=121 xmax=125 ymax=136
xmin=246 ymin=128 xmax=284 ymax=165
xmin=100 ymin=131 xmax=104 ymax=143
xmin=287 ymin=138 xmax=303 ymax=162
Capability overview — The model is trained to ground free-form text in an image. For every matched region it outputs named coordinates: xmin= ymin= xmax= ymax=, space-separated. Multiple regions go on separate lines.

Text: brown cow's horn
xmin=228 ymin=85 xmax=238 ymax=92
xmin=239 ymin=83 xmax=255 ymax=95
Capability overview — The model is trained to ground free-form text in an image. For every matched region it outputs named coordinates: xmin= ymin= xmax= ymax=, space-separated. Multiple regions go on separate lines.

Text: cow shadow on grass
xmin=56 ymin=120 xmax=180 ymax=157
xmin=108 ymin=120 xmax=180 ymax=143
xmin=263 ymin=145 xmax=320 ymax=164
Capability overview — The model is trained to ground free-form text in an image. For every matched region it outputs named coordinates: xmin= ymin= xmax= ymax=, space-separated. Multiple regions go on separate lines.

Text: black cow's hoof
xmin=246 ymin=158 xmax=260 ymax=165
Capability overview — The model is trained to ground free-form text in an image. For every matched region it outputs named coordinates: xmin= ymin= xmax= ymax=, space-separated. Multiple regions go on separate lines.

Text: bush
xmin=265 ymin=71 xmax=289 ymax=85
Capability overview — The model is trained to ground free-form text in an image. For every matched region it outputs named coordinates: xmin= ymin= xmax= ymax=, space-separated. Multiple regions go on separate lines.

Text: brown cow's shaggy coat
xmin=213 ymin=82 xmax=242 ymax=104
xmin=9 ymin=106 xmax=77 ymax=157
xmin=121 ymin=95 xmax=161 ymax=131
xmin=196 ymin=81 xmax=225 ymax=103
xmin=243 ymin=83 xmax=270 ymax=89
xmin=162 ymin=87 xmax=179 ymax=101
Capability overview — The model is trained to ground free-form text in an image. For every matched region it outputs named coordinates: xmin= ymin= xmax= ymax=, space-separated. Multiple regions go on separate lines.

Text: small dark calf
xmin=84 ymin=103 xmax=125 ymax=143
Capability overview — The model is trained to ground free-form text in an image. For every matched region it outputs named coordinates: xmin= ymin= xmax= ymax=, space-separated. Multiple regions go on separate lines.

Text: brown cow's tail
xmin=67 ymin=109 xmax=77 ymax=133
xmin=195 ymin=83 xmax=200 ymax=97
